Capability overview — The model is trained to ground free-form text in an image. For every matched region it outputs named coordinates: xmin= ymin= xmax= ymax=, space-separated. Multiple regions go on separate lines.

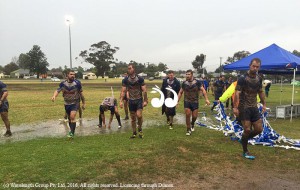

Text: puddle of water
xmin=0 ymin=113 xmax=216 ymax=144
xmin=0 ymin=118 xmax=167 ymax=144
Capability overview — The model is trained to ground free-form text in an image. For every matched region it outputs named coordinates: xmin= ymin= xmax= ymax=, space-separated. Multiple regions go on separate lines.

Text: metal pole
xmin=280 ymin=76 xmax=283 ymax=105
xmin=219 ymin=57 xmax=222 ymax=77
xmin=68 ymin=24 xmax=72 ymax=69
xmin=290 ymin=68 xmax=296 ymax=122
xmin=203 ymin=55 xmax=206 ymax=77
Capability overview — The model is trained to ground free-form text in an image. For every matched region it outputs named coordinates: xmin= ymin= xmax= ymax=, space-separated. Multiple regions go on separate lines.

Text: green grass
xmin=0 ymin=80 xmax=300 ymax=188
xmin=5 ymin=79 xmax=300 ymax=125
xmin=6 ymin=79 xmax=167 ymax=125
xmin=1 ymin=127 xmax=299 ymax=185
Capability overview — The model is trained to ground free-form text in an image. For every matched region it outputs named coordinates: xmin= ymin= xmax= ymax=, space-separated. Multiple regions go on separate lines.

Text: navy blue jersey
xmin=161 ymin=77 xmax=181 ymax=99
xmin=101 ymin=97 xmax=117 ymax=107
xmin=236 ymin=73 xmax=263 ymax=109
xmin=57 ymin=79 xmax=82 ymax=105
xmin=182 ymin=79 xmax=203 ymax=103
xmin=122 ymin=75 xmax=145 ymax=100
xmin=0 ymin=81 xmax=8 ymax=102
xmin=213 ymin=80 xmax=226 ymax=96
xmin=203 ymin=79 xmax=209 ymax=89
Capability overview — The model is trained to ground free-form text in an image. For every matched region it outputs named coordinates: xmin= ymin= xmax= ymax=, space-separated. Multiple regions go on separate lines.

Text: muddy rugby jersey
xmin=122 ymin=75 xmax=145 ymax=100
xmin=182 ymin=79 xmax=203 ymax=103
xmin=57 ymin=79 xmax=82 ymax=105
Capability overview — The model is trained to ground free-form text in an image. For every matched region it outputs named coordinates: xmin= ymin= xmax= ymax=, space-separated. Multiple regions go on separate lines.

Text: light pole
xmin=65 ymin=16 xmax=73 ymax=69
xmin=219 ymin=57 xmax=222 ymax=77
xmin=202 ymin=55 xmax=206 ymax=77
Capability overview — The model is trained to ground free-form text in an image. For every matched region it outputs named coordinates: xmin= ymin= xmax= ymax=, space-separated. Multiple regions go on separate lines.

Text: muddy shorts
xmin=239 ymin=107 xmax=261 ymax=123
xmin=184 ymin=101 xmax=199 ymax=111
xmin=65 ymin=103 xmax=79 ymax=115
xmin=100 ymin=105 xmax=115 ymax=114
xmin=0 ymin=101 xmax=9 ymax=113
xmin=129 ymin=98 xmax=143 ymax=112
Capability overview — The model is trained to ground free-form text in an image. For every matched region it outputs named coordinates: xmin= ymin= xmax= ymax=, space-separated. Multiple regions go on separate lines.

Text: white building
xmin=156 ymin=71 xmax=167 ymax=78
xmin=10 ymin=69 xmax=30 ymax=78
xmin=83 ymin=72 xmax=97 ymax=79
xmin=0 ymin=72 xmax=5 ymax=78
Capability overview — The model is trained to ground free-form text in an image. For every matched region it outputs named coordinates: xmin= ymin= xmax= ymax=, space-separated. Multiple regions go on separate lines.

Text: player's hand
xmin=119 ymin=101 xmax=123 ymax=109
xmin=51 ymin=96 xmax=56 ymax=102
xmin=233 ymin=108 xmax=239 ymax=117
xmin=143 ymin=101 xmax=148 ymax=107
xmin=82 ymin=103 xmax=86 ymax=110
xmin=262 ymin=105 xmax=267 ymax=113
xmin=205 ymin=99 xmax=210 ymax=106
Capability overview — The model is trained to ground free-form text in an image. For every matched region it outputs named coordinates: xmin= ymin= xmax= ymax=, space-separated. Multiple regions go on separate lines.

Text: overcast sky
xmin=1 ymin=0 xmax=299 ymax=72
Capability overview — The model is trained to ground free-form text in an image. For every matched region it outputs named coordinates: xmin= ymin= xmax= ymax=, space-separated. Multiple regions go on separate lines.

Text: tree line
xmin=2 ymin=42 xmax=300 ymax=79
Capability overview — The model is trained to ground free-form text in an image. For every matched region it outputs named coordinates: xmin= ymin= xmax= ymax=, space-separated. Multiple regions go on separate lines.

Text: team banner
xmin=196 ymin=102 xmax=300 ymax=150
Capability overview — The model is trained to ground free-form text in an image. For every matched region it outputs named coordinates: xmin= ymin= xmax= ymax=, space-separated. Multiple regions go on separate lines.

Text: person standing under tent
xmin=233 ymin=58 xmax=266 ymax=160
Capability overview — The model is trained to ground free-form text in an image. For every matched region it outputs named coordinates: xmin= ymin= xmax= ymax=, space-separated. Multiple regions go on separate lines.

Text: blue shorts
xmin=165 ymin=106 xmax=176 ymax=116
xmin=239 ymin=107 xmax=261 ymax=123
xmin=184 ymin=101 xmax=198 ymax=111
xmin=214 ymin=93 xmax=222 ymax=100
xmin=100 ymin=105 xmax=115 ymax=114
xmin=65 ymin=103 xmax=79 ymax=115
xmin=123 ymin=94 xmax=128 ymax=101
xmin=129 ymin=98 xmax=143 ymax=112
xmin=0 ymin=101 xmax=9 ymax=113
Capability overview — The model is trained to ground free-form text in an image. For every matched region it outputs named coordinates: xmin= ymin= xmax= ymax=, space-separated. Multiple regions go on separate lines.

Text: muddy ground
xmin=0 ymin=113 xmax=197 ymax=143
xmin=1 ymin=114 xmax=299 ymax=189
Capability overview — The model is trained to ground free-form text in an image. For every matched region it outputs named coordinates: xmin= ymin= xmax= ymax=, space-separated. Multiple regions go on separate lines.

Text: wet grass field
xmin=0 ymin=79 xmax=300 ymax=189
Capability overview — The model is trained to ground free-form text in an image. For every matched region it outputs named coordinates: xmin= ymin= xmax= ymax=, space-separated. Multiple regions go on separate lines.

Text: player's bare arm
xmin=51 ymin=90 xmax=60 ymax=102
xmin=176 ymin=88 xmax=184 ymax=108
xmin=119 ymin=86 xmax=126 ymax=108
xmin=142 ymin=85 xmax=148 ymax=107
xmin=80 ymin=92 xmax=86 ymax=110
xmin=258 ymin=90 xmax=266 ymax=112
xmin=233 ymin=90 xmax=241 ymax=116
xmin=200 ymin=86 xmax=210 ymax=105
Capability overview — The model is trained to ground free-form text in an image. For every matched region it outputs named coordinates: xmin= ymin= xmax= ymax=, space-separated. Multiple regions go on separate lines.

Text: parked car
xmin=148 ymin=77 xmax=154 ymax=81
xmin=51 ymin=77 xmax=60 ymax=82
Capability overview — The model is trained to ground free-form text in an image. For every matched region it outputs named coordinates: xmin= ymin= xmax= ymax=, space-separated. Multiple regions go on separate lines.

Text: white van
xmin=83 ymin=72 xmax=97 ymax=80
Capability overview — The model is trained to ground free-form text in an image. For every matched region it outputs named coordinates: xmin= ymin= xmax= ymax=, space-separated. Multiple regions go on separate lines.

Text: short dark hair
xmin=250 ymin=58 xmax=261 ymax=65
xmin=67 ymin=69 xmax=75 ymax=75
xmin=167 ymin=70 xmax=174 ymax=74
xmin=128 ymin=63 xmax=135 ymax=69
xmin=186 ymin=69 xmax=193 ymax=75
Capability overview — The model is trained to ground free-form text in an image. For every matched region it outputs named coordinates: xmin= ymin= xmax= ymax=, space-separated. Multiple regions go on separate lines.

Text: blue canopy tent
xmin=223 ymin=43 xmax=300 ymax=70
xmin=259 ymin=69 xmax=300 ymax=106
xmin=259 ymin=69 xmax=300 ymax=75
xmin=223 ymin=44 xmax=300 ymax=121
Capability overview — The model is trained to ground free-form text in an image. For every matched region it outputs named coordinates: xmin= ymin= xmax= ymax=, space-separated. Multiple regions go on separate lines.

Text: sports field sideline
xmin=0 ymin=79 xmax=299 ymax=189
